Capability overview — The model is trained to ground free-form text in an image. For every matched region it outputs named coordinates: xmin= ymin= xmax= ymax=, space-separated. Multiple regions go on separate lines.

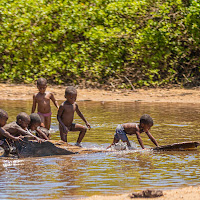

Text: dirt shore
xmin=1 ymin=83 xmax=200 ymax=103
xmin=0 ymin=83 xmax=200 ymax=199
xmin=77 ymin=186 xmax=200 ymax=200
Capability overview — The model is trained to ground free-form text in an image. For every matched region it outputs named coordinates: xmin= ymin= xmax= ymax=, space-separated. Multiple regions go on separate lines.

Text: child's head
xmin=16 ymin=112 xmax=30 ymax=129
xmin=37 ymin=78 xmax=47 ymax=94
xmin=65 ymin=86 xmax=77 ymax=104
xmin=29 ymin=113 xmax=41 ymax=131
xmin=139 ymin=114 xmax=153 ymax=132
xmin=0 ymin=109 xmax=8 ymax=127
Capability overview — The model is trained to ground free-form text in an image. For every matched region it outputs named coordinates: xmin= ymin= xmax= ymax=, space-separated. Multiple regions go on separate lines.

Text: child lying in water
xmin=107 ymin=114 xmax=159 ymax=149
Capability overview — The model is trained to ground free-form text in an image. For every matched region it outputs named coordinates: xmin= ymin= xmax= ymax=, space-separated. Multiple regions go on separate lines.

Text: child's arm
xmin=50 ymin=93 xmax=59 ymax=109
xmin=75 ymin=104 xmax=91 ymax=129
xmin=136 ymin=131 xmax=145 ymax=149
xmin=146 ymin=131 xmax=159 ymax=146
xmin=14 ymin=125 xmax=44 ymax=143
xmin=0 ymin=127 xmax=22 ymax=141
xmin=36 ymin=128 xmax=49 ymax=140
xmin=125 ymin=140 xmax=131 ymax=147
xmin=31 ymin=94 xmax=37 ymax=113
xmin=25 ymin=128 xmax=44 ymax=143
xmin=57 ymin=105 xmax=69 ymax=134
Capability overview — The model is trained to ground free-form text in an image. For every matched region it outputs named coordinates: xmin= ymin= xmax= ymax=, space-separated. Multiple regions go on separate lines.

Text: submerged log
xmin=13 ymin=138 xmax=108 ymax=158
xmin=15 ymin=137 xmax=75 ymax=158
xmin=9 ymin=139 xmax=200 ymax=158
xmin=152 ymin=141 xmax=200 ymax=151
xmin=50 ymin=140 xmax=108 ymax=154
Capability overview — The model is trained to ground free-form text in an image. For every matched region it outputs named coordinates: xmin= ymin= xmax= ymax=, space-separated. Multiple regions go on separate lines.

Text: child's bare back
xmin=122 ymin=123 xmax=138 ymax=135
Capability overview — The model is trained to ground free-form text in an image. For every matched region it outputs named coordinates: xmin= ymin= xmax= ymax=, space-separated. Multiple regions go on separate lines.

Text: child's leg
xmin=59 ymin=124 xmax=67 ymax=142
xmin=38 ymin=113 xmax=45 ymax=128
xmin=107 ymin=126 xmax=121 ymax=149
xmin=70 ymin=123 xmax=87 ymax=144
xmin=44 ymin=115 xmax=51 ymax=130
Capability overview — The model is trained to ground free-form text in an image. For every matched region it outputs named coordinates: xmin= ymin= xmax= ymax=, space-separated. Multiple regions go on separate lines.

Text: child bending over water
xmin=57 ymin=86 xmax=91 ymax=147
xmin=107 ymin=114 xmax=159 ymax=149
xmin=32 ymin=78 xmax=59 ymax=130
xmin=29 ymin=113 xmax=50 ymax=140
xmin=4 ymin=112 xmax=43 ymax=143
xmin=0 ymin=109 xmax=22 ymax=156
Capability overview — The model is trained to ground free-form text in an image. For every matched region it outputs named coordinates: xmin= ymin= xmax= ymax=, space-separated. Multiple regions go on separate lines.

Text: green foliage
xmin=0 ymin=0 xmax=199 ymax=87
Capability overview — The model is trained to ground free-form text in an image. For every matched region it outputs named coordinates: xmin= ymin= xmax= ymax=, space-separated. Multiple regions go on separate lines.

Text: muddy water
xmin=0 ymin=100 xmax=200 ymax=199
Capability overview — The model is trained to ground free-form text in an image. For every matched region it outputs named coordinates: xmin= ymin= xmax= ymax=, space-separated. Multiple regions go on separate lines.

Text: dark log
xmin=15 ymin=137 xmax=75 ymax=158
xmin=152 ymin=141 xmax=200 ymax=151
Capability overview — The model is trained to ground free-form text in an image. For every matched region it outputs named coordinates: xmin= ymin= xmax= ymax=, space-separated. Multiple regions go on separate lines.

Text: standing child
xmin=107 ymin=114 xmax=159 ymax=149
xmin=0 ymin=109 xmax=22 ymax=155
xmin=32 ymin=78 xmax=59 ymax=130
xmin=57 ymin=86 xmax=91 ymax=146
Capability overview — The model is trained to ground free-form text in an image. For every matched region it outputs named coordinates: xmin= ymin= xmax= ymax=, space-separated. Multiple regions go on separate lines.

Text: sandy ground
xmin=0 ymin=83 xmax=200 ymax=199
xmin=1 ymin=83 xmax=200 ymax=103
xmin=77 ymin=186 xmax=200 ymax=200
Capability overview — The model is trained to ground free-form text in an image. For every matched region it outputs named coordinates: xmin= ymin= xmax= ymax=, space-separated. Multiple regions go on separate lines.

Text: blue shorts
xmin=114 ymin=124 xmax=128 ymax=142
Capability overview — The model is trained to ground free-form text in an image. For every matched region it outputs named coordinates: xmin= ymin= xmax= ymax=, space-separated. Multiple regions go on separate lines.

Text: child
xmin=57 ymin=86 xmax=91 ymax=146
xmin=107 ymin=114 xmax=159 ymax=149
xmin=29 ymin=113 xmax=50 ymax=140
xmin=32 ymin=78 xmax=59 ymax=130
xmin=4 ymin=112 xmax=43 ymax=142
xmin=0 ymin=109 xmax=22 ymax=155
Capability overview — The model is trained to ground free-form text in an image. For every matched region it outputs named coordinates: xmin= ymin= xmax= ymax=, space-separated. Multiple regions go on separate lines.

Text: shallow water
xmin=0 ymin=100 xmax=200 ymax=199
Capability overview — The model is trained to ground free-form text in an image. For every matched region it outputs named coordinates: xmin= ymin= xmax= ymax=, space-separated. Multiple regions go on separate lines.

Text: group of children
xmin=0 ymin=78 xmax=159 ymax=156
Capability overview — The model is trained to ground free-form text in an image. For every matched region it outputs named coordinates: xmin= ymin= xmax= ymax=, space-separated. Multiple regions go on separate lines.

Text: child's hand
xmin=63 ymin=126 xmax=69 ymax=135
xmin=14 ymin=136 xmax=23 ymax=142
xmin=142 ymin=148 xmax=148 ymax=150
xmin=35 ymin=137 xmax=45 ymax=143
xmin=86 ymin=122 xmax=91 ymax=130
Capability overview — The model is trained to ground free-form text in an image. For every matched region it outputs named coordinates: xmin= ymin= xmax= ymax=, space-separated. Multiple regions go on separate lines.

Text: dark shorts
xmin=114 ymin=124 xmax=128 ymax=141
xmin=59 ymin=123 xmax=76 ymax=132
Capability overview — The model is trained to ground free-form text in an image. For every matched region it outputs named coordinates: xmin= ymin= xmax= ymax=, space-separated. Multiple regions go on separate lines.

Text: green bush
xmin=0 ymin=0 xmax=199 ymax=87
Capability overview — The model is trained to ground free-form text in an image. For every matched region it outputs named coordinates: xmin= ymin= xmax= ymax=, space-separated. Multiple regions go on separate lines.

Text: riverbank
xmin=77 ymin=185 xmax=200 ymax=200
xmin=0 ymin=83 xmax=200 ymax=103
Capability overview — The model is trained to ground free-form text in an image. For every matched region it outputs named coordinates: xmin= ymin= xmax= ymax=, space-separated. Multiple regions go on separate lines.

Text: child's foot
xmin=75 ymin=142 xmax=82 ymax=147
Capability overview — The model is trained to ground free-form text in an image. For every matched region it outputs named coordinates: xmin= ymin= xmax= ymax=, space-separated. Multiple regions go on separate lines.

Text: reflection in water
xmin=0 ymin=100 xmax=200 ymax=199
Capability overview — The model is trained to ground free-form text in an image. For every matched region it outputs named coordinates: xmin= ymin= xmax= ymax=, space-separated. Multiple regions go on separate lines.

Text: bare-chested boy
xmin=57 ymin=86 xmax=91 ymax=146
xmin=32 ymin=78 xmax=59 ymax=130
xmin=0 ymin=109 xmax=22 ymax=155
xmin=29 ymin=113 xmax=50 ymax=140
xmin=107 ymin=114 xmax=159 ymax=149
xmin=4 ymin=112 xmax=43 ymax=142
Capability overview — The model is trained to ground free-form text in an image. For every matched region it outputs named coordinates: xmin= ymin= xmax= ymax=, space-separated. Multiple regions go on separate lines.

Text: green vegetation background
xmin=0 ymin=0 xmax=199 ymax=88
